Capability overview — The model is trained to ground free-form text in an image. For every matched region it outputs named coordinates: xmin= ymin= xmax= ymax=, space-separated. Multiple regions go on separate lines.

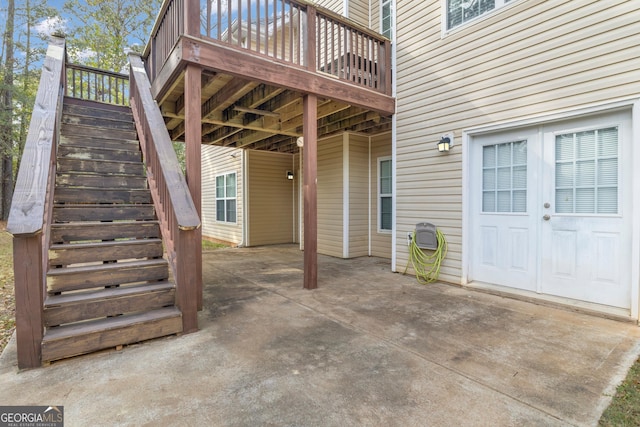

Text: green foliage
xmin=62 ymin=0 xmax=162 ymax=72
xmin=202 ymin=240 xmax=229 ymax=251
xmin=173 ymin=141 xmax=186 ymax=174
xmin=599 ymin=358 xmax=640 ymax=426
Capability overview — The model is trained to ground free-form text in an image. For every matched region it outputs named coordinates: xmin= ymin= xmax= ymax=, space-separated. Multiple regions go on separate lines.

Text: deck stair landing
xmin=41 ymin=98 xmax=182 ymax=363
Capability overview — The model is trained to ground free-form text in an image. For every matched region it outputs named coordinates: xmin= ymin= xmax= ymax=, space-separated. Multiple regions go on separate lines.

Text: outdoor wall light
xmin=437 ymin=133 xmax=454 ymax=153
xmin=287 ymin=171 xmax=294 ymax=180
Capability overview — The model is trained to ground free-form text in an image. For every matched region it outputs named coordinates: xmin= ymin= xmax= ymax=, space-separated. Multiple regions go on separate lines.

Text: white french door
xmin=471 ymin=127 xmax=539 ymax=292
xmin=539 ymin=113 xmax=632 ymax=308
xmin=470 ymin=110 xmax=632 ymax=310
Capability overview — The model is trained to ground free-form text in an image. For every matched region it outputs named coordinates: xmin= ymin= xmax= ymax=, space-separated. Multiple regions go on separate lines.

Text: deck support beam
xmin=303 ymin=94 xmax=318 ymax=290
xmin=184 ymin=64 xmax=203 ymax=311
xmin=13 ymin=235 xmax=44 ymax=369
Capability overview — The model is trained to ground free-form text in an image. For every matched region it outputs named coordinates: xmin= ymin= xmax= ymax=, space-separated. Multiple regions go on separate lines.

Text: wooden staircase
xmin=41 ymin=98 xmax=183 ymax=363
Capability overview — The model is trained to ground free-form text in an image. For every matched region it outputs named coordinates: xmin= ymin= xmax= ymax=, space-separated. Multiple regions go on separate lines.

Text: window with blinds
xmin=379 ymin=158 xmax=392 ymax=231
xmin=482 ymin=140 xmax=527 ymax=213
xmin=216 ymin=172 xmax=237 ymax=223
xmin=446 ymin=0 xmax=512 ymax=30
xmin=381 ymin=0 xmax=393 ymax=40
xmin=555 ymin=127 xmax=618 ymax=215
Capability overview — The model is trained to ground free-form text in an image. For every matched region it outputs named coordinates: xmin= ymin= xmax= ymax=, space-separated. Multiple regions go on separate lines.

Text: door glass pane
xmin=556 ymin=189 xmax=573 ymax=214
xmin=576 ymin=131 xmax=595 ymax=159
xmin=575 ymin=188 xmax=595 ymax=213
xmin=554 ymin=126 xmax=618 ymax=215
xmin=555 ymin=134 xmax=574 ymax=161
xmin=483 ymin=191 xmax=496 ymax=212
xmin=597 ymin=158 xmax=617 ymax=186
xmin=598 ymin=188 xmax=617 ymax=214
xmin=483 ymin=169 xmax=496 ymax=190
xmin=497 ymin=191 xmax=511 ymax=212
xmin=513 ymin=190 xmax=526 ymax=212
xmin=576 ymin=160 xmax=595 ymax=186
xmin=555 ymin=163 xmax=574 ymax=187
xmin=483 ymin=145 xmax=496 ymax=167
xmin=497 ymin=143 xmax=511 ymax=166
xmin=482 ymin=140 xmax=527 ymax=213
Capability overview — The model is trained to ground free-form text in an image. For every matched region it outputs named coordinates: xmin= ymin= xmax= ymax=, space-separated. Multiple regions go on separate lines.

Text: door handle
xmin=543 ymin=214 xmax=551 ymax=221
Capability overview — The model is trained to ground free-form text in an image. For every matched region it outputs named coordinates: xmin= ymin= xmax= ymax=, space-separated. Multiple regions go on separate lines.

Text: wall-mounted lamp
xmin=287 ymin=171 xmax=294 ymax=180
xmin=437 ymin=133 xmax=454 ymax=153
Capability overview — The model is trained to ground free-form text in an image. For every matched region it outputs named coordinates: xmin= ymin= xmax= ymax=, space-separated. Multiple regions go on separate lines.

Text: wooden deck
xmin=144 ymin=0 xmax=395 ymax=153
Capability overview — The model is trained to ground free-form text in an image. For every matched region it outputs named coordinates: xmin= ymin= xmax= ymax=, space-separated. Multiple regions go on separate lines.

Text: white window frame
xmin=380 ymin=0 xmax=394 ymax=40
xmin=215 ymin=171 xmax=237 ymax=224
xmin=442 ymin=0 xmax=515 ymax=34
xmin=378 ymin=156 xmax=392 ymax=233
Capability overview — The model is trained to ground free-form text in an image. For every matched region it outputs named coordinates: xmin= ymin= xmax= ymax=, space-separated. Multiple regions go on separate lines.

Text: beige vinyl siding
xmin=348 ymin=0 xmax=370 ymax=27
xmin=247 ymin=150 xmax=295 ymax=246
xmin=370 ymin=132 xmax=391 ymax=259
xmin=201 ymin=145 xmax=243 ymax=245
xmin=370 ymin=0 xmax=380 ymax=34
xmin=348 ymin=134 xmax=369 ymax=257
xmin=318 ymin=0 xmax=344 ymax=15
xmin=395 ymin=0 xmax=640 ymax=283
xmin=317 ymin=135 xmax=344 ymax=257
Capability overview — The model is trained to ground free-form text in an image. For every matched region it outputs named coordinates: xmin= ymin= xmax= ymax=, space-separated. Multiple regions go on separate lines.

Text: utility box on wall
xmin=415 ymin=222 xmax=438 ymax=250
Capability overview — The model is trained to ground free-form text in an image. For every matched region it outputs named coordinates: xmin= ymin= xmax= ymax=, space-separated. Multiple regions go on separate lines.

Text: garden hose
xmin=403 ymin=228 xmax=448 ymax=284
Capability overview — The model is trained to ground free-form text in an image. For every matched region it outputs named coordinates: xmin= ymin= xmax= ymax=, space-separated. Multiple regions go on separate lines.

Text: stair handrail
xmin=128 ymin=53 xmax=200 ymax=333
xmin=6 ymin=36 xmax=66 ymax=369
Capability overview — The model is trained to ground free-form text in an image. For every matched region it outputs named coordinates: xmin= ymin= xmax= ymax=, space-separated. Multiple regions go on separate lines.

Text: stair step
xmin=49 ymin=238 xmax=164 ymax=266
xmin=47 ymin=259 xmax=169 ymax=293
xmin=62 ymin=113 xmax=136 ymax=131
xmin=54 ymin=187 xmax=152 ymax=204
xmin=62 ymin=101 xmax=134 ymax=123
xmin=57 ymin=158 xmax=145 ymax=175
xmin=41 ymin=307 xmax=182 ymax=362
xmin=58 ymin=145 xmax=142 ymax=162
xmin=56 ymin=173 xmax=147 ymax=190
xmin=50 ymin=221 xmax=161 ymax=242
xmin=53 ymin=204 xmax=156 ymax=222
xmin=43 ymin=281 xmax=176 ymax=326
xmin=59 ymin=135 xmax=140 ymax=152
xmin=61 ymin=122 xmax=137 ymax=141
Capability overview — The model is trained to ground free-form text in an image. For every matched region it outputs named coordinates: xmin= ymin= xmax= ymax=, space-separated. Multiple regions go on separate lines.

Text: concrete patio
xmin=1 ymin=245 xmax=639 ymax=426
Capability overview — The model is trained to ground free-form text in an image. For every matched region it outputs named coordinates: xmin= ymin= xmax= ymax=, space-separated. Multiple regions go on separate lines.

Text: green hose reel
xmin=404 ymin=222 xmax=448 ymax=285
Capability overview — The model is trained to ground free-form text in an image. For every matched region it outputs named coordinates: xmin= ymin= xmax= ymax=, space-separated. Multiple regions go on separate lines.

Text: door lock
xmin=544 ymin=202 xmax=550 ymax=208
xmin=543 ymin=214 xmax=551 ymax=221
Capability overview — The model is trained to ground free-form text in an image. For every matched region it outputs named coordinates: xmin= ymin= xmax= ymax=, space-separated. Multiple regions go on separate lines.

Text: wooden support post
xmin=13 ymin=235 xmax=44 ymax=369
xmin=306 ymin=6 xmax=317 ymax=71
xmin=184 ymin=0 xmax=200 ymax=37
xmin=303 ymin=94 xmax=318 ymax=290
xmin=184 ymin=63 xmax=203 ymax=313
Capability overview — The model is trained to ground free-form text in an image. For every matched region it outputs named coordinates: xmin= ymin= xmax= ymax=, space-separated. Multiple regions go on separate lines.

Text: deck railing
xmin=66 ymin=63 xmax=130 ymax=106
xmin=129 ymin=54 xmax=201 ymax=334
xmin=146 ymin=0 xmax=391 ymax=95
xmin=7 ymin=37 xmax=66 ymax=369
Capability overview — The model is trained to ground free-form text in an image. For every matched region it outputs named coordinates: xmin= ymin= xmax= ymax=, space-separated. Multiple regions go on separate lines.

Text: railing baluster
xmin=247 ymin=0 xmax=252 ymax=50
xmin=238 ymin=0 xmax=242 ymax=47
xmin=256 ymin=0 xmax=261 ymax=53
xmin=264 ymin=0 xmax=269 ymax=56
xmin=281 ymin=0 xmax=285 ymax=59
